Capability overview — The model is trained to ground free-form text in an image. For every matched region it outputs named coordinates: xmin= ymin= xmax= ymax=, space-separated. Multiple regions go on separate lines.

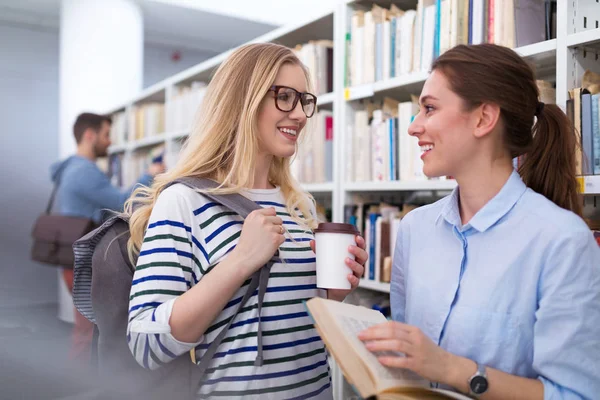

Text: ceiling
xmin=0 ymin=0 xmax=280 ymax=54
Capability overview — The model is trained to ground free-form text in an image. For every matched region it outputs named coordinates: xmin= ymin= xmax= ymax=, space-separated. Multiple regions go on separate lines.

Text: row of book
xmin=344 ymin=200 xmax=428 ymax=284
xmin=293 ymin=40 xmax=334 ymax=96
xmin=346 ymin=0 xmax=556 ymax=87
xmin=291 ymin=111 xmax=334 ymax=184
xmin=107 ymin=145 xmax=166 ymax=188
xmin=108 ymin=109 xmax=335 ymax=188
xmin=110 ymin=103 xmax=167 ymax=146
xmin=166 ymin=82 xmax=207 ymax=133
xmin=130 ymin=103 xmax=165 ymax=142
xmin=568 ymin=71 xmax=600 ymax=176
xmin=109 ymin=111 xmax=128 ymax=147
xmin=350 ymin=79 xmax=556 ymax=183
xmin=347 ymin=96 xmax=436 ymax=183
xmin=109 ymin=40 xmax=334 ymax=148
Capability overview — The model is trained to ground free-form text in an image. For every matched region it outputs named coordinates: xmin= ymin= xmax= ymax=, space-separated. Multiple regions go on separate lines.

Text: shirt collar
xmin=438 ymin=170 xmax=527 ymax=232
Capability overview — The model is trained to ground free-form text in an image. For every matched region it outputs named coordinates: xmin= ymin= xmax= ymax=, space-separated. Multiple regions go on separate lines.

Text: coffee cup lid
xmin=314 ymin=222 xmax=360 ymax=235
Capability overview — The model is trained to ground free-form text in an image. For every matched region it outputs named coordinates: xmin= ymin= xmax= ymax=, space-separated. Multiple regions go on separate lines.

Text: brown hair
xmin=73 ymin=112 xmax=112 ymax=144
xmin=432 ymin=44 xmax=582 ymax=217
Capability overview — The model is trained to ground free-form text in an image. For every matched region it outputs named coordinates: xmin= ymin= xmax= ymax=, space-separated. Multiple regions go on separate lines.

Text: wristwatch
xmin=468 ymin=363 xmax=489 ymax=397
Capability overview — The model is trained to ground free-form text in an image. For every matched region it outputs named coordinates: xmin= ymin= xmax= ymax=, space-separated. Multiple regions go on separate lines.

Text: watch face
xmin=470 ymin=375 xmax=489 ymax=394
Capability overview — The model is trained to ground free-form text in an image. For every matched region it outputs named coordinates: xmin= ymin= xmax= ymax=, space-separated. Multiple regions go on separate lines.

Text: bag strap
xmin=190 ymin=260 xmax=273 ymax=380
xmin=167 ymin=177 xmax=278 ymax=386
xmin=46 ymin=157 xmax=72 ymax=214
xmin=168 ymin=177 xmax=263 ymax=218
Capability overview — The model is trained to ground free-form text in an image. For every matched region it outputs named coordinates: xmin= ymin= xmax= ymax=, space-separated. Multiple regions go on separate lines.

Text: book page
xmin=324 ymin=300 xmax=428 ymax=392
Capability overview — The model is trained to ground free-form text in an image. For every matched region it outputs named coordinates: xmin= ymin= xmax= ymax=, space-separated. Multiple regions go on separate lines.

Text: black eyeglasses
xmin=268 ymin=85 xmax=317 ymax=118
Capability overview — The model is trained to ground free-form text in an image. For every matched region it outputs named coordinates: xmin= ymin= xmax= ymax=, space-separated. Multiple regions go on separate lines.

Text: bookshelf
xmin=104 ymin=0 xmax=600 ymax=288
xmin=103 ymin=1 xmax=599 ymax=397
xmin=106 ymin=7 xmax=336 ymax=194
xmin=359 ymin=278 xmax=391 ymax=293
xmin=345 ymin=179 xmax=456 ymax=192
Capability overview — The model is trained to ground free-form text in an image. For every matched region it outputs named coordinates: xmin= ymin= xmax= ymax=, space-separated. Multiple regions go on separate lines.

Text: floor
xmin=0 ymin=303 xmax=103 ymax=400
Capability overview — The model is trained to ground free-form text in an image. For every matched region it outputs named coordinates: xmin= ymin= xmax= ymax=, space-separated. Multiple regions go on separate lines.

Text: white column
xmin=58 ymin=0 xmax=143 ymax=322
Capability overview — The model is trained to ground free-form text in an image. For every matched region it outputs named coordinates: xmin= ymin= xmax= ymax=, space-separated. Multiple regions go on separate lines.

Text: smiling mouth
xmin=278 ymin=127 xmax=298 ymax=140
xmin=420 ymin=144 xmax=433 ymax=152
xmin=279 ymin=127 xmax=297 ymax=136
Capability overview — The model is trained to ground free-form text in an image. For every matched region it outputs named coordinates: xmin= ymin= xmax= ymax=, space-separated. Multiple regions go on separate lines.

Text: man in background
xmin=50 ymin=112 xmax=164 ymax=365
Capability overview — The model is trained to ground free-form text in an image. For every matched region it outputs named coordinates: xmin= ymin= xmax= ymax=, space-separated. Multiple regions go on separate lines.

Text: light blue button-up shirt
xmin=391 ymin=170 xmax=600 ymax=399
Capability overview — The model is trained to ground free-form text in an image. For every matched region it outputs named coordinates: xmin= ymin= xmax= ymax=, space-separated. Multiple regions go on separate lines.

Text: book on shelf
xmin=130 ymin=102 xmax=165 ymax=141
xmin=293 ymin=40 xmax=334 ymax=96
xmin=166 ymin=81 xmax=207 ymax=133
xmin=345 ymin=202 xmax=409 ymax=284
xmin=566 ymin=70 xmax=600 ymax=177
xmin=109 ymin=110 xmax=128 ymax=147
xmin=291 ymin=110 xmax=333 ymax=184
xmin=305 ymin=297 xmax=470 ymax=400
xmin=349 ymin=95 xmax=441 ymax=183
xmin=109 ymin=144 xmax=165 ymax=188
xmin=346 ymin=0 xmax=556 ymax=88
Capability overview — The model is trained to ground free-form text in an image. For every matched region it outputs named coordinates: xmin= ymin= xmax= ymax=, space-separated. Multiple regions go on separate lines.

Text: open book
xmin=306 ymin=298 xmax=470 ymax=400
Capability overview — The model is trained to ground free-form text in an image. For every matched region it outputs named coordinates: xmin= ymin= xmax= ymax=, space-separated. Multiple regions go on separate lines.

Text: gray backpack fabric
xmin=72 ymin=177 xmax=276 ymax=400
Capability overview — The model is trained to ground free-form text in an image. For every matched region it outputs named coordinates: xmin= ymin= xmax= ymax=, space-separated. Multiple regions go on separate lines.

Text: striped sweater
xmin=127 ymin=184 xmax=332 ymax=399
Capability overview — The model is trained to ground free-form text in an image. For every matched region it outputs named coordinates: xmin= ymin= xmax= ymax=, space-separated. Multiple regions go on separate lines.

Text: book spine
xmin=592 ymin=94 xmax=600 ymax=174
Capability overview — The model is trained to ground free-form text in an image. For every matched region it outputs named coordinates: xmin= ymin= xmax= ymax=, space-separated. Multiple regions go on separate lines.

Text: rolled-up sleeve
xmin=127 ymin=189 xmax=208 ymax=370
xmin=534 ymin=230 xmax=600 ymax=400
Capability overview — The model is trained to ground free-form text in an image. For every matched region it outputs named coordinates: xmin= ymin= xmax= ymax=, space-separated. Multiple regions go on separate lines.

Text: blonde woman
xmin=125 ymin=43 xmax=367 ymax=399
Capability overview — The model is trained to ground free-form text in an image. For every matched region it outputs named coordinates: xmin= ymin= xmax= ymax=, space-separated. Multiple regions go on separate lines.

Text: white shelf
xmin=108 ymin=131 xmax=190 ymax=155
xmin=358 ymin=279 xmax=390 ymax=293
xmin=108 ymin=143 xmax=128 ymax=154
xmin=373 ymin=70 xmax=430 ymax=93
xmin=567 ymin=28 xmax=600 ymax=48
xmin=167 ymin=130 xmax=190 ymax=141
xmin=582 ymin=175 xmax=600 ymax=195
xmin=130 ymin=133 xmax=168 ymax=150
xmin=515 ymin=39 xmax=557 ymax=58
xmin=302 ymin=182 xmax=334 ymax=193
xmin=345 ymin=70 xmax=429 ymax=101
xmin=318 ymin=92 xmax=334 ymax=106
xmin=345 ymin=179 xmax=457 ymax=192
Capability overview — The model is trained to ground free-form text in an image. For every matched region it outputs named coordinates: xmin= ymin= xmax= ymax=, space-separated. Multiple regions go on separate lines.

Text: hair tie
xmin=535 ymin=102 xmax=545 ymax=117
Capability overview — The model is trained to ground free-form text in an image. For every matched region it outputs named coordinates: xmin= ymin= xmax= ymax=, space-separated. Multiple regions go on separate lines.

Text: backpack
xmin=71 ymin=177 xmax=276 ymax=400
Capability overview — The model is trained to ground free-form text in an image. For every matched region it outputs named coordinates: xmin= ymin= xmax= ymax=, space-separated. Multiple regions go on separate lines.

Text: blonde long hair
xmin=125 ymin=43 xmax=318 ymax=261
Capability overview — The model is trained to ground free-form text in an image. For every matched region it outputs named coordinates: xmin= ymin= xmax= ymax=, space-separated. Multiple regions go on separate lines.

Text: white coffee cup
xmin=314 ymin=222 xmax=360 ymax=290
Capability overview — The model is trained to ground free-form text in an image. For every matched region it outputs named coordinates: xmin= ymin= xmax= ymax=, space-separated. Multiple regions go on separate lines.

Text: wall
xmin=143 ymin=44 xmax=216 ymax=88
xmin=0 ymin=24 xmax=60 ymax=307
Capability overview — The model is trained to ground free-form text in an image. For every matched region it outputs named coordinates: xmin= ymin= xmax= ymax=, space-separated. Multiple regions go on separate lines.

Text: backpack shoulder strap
xmin=167 ymin=177 xmax=262 ymax=217
xmin=166 ymin=177 xmax=279 ymax=383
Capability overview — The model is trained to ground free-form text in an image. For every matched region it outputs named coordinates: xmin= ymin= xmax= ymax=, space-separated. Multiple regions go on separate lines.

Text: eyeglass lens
xmin=276 ymin=87 xmax=316 ymax=117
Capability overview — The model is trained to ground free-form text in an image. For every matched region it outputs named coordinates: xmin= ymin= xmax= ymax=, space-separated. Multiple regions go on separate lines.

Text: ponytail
xmin=518 ymin=103 xmax=583 ymax=217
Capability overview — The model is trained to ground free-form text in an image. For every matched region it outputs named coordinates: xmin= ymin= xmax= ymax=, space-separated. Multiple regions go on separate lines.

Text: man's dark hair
xmin=73 ymin=112 xmax=112 ymax=144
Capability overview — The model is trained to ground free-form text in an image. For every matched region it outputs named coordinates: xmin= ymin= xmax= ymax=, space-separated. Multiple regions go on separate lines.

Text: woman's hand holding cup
xmin=310 ymin=223 xmax=368 ymax=302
